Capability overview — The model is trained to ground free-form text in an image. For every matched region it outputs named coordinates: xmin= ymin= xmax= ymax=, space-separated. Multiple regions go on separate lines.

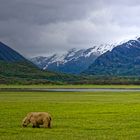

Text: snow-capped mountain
xmin=84 ymin=37 xmax=140 ymax=76
xmin=31 ymin=44 xmax=115 ymax=74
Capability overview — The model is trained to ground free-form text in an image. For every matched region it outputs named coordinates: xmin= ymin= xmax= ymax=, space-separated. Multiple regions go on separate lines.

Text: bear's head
xmin=22 ymin=117 xmax=30 ymax=127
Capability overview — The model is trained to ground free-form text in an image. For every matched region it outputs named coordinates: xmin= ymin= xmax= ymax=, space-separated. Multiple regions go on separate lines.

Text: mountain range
xmin=1 ymin=36 xmax=140 ymax=85
xmin=84 ymin=37 xmax=140 ymax=76
xmin=31 ymin=44 xmax=114 ymax=74
xmin=31 ymin=37 xmax=140 ymax=76
xmin=0 ymin=42 xmax=84 ymax=84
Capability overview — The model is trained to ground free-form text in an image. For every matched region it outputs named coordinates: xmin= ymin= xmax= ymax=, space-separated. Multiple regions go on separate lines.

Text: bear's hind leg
xmin=48 ymin=121 xmax=51 ymax=128
xmin=43 ymin=121 xmax=49 ymax=128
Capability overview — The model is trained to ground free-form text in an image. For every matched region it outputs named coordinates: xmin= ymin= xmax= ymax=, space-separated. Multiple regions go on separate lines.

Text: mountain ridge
xmin=83 ymin=37 xmax=140 ymax=76
xmin=31 ymin=44 xmax=115 ymax=74
xmin=0 ymin=42 xmax=26 ymax=62
xmin=0 ymin=41 xmax=87 ymax=84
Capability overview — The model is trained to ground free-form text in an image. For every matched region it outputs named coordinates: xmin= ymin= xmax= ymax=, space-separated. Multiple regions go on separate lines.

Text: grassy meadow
xmin=0 ymin=84 xmax=140 ymax=89
xmin=0 ymin=90 xmax=140 ymax=140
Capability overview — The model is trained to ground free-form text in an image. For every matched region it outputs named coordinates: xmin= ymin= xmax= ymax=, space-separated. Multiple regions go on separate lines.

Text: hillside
xmin=0 ymin=42 xmax=84 ymax=84
xmin=0 ymin=42 xmax=26 ymax=62
xmin=0 ymin=60 xmax=85 ymax=84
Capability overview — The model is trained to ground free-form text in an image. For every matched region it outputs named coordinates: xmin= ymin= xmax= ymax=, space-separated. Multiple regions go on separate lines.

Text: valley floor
xmin=0 ymin=90 xmax=140 ymax=140
xmin=0 ymin=84 xmax=140 ymax=89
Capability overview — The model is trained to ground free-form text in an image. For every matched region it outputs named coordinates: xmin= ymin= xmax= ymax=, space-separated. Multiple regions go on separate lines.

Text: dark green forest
xmin=0 ymin=61 xmax=140 ymax=85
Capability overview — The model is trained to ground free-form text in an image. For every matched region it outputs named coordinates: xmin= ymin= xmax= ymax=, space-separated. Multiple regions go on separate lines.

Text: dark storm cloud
xmin=0 ymin=0 xmax=101 ymax=24
xmin=0 ymin=0 xmax=140 ymax=57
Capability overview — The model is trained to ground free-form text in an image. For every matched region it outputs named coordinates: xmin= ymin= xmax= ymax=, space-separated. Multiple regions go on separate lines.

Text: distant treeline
xmin=1 ymin=61 xmax=140 ymax=85
xmin=68 ymin=76 xmax=140 ymax=85
xmin=1 ymin=75 xmax=140 ymax=85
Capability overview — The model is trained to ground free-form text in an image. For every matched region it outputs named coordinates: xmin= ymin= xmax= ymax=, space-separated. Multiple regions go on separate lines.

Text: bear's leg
xmin=48 ymin=121 xmax=51 ymax=128
xmin=43 ymin=118 xmax=52 ymax=128
xmin=32 ymin=121 xmax=37 ymax=128
xmin=43 ymin=122 xmax=49 ymax=128
xmin=36 ymin=123 xmax=40 ymax=128
xmin=32 ymin=125 xmax=36 ymax=128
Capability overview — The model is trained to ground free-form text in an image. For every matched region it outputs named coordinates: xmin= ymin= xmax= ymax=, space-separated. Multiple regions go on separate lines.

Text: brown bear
xmin=22 ymin=112 xmax=52 ymax=128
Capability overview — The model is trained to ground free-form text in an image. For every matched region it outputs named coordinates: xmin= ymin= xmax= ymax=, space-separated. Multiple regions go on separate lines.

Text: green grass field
xmin=0 ymin=84 xmax=140 ymax=89
xmin=0 ymin=91 xmax=140 ymax=140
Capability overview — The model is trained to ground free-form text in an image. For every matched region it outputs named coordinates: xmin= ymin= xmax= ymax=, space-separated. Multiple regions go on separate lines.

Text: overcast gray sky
xmin=0 ymin=0 xmax=140 ymax=57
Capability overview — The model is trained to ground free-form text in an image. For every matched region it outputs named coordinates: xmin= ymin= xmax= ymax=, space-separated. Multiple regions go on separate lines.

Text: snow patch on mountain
xmin=31 ymin=43 xmax=115 ymax=73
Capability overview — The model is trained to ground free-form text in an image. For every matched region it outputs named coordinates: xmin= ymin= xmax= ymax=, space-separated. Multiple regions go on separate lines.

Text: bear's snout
xmin=22 ymin=124 xmax=27 ymax=127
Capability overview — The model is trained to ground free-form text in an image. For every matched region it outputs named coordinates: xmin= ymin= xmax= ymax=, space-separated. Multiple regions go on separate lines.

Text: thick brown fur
xmin=22 ymin=112 xmax=52 ymax=128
